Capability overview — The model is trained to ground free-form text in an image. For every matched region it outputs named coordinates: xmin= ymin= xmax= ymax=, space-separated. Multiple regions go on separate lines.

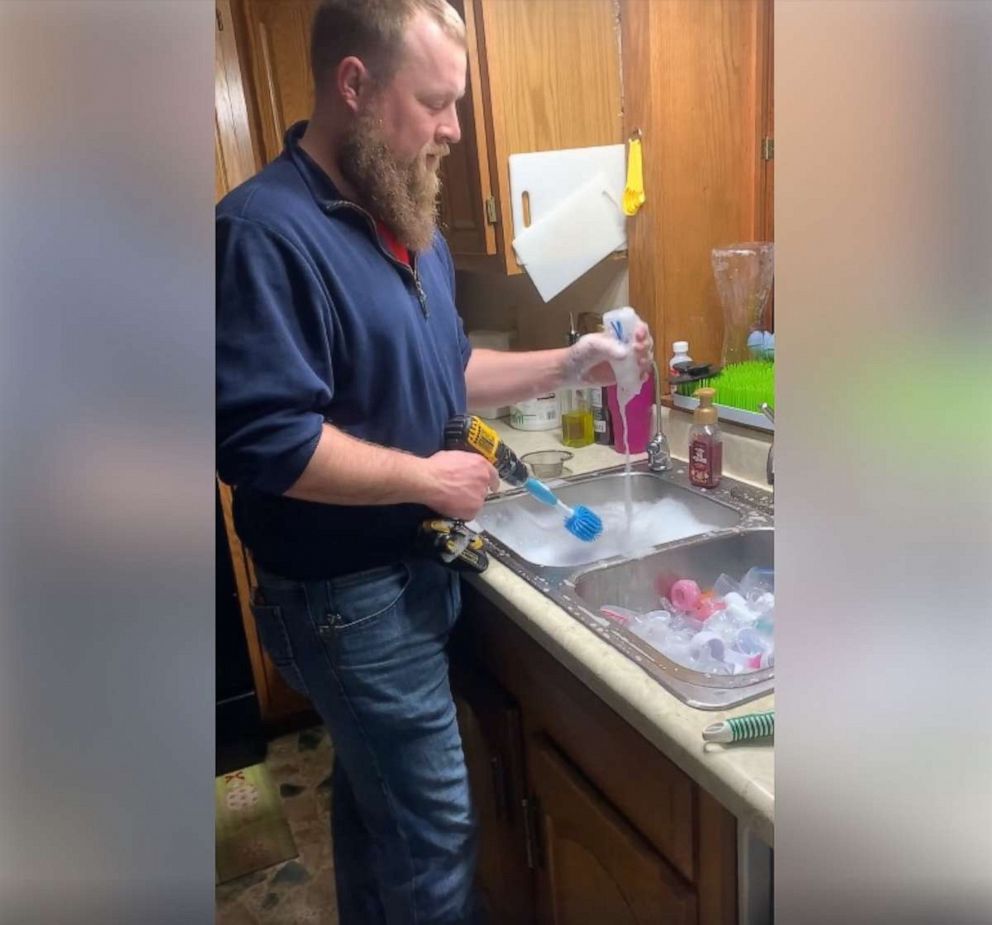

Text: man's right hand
xmin=419 ymin=450 xmax=500 ymax=521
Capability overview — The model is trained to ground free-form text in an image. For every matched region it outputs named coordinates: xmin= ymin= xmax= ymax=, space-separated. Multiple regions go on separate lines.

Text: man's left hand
xmin=562 ymin=322 xmax=654 ymax=387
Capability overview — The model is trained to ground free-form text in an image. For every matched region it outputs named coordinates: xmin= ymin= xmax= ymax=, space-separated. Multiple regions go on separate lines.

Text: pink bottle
xmin=606 ymin=376 xmax=653 ymax=454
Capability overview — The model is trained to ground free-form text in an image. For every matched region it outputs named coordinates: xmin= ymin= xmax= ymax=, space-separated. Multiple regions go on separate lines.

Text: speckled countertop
xmin=465 ymin=410 xmax=776 ymax=846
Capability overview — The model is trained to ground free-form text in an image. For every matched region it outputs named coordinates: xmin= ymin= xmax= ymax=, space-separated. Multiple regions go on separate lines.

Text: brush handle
xmin=524 ymin=477 xmax=573 ymax=514
xmin=703 ymin=711 xmax=775 ymax=743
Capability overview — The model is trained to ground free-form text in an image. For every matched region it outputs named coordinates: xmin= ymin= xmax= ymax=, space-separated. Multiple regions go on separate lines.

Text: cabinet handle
xmin=521 ymin=795 xmax=543 ymax=870
xmin=490 ymin=754 xmax=508 ymax=820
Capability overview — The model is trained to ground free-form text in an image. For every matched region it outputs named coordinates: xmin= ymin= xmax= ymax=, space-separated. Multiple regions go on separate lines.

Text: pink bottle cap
xmin=670 ymin=579 xmax=701 ymax=613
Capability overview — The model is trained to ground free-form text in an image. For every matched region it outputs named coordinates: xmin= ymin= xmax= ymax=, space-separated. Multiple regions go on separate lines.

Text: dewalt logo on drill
xmin=444 ymin=414 xmax=529 ymax=488
xmin=466 ymin=417 xmax=499 ymax=463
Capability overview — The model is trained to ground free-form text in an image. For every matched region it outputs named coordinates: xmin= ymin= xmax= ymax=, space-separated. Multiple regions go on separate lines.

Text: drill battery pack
xmin=416 ymin=518 xmax=489 ymax=574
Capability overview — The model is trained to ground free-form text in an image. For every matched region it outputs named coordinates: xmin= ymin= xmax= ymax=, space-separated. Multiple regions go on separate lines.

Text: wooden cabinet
xmin=453 ymin=583 xmax=740 ymax=924
xmin=447 ymin=0 xmax=623 ymax=273
xmin=217 ymin=481 xmax=312 ymax=726
xmin=452 ymin=661 xmax=534 ymax=923
xmin=434 ymin=0 xmax=498 ymax=264
xmin=621 ymin=0 xmax=774 ymax=375
xmin=233 ymin=0 xmax=320 ymax=166
xmin=530 ymin=738 xmax=696 ymax=925
xmin=222 ymin=0 xmax=622 ymax=274
xmin=215 ymin=0 xmax=260 ymax=197
xmin=216 ymin=0 xmax=314 ymax=727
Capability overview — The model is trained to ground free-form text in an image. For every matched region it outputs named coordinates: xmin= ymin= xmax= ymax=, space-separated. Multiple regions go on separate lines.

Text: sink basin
xmin=474 ymin=470 xmax=741 ymax=568
xmin=568 ymin=529 xmax=775 ymax=709
xmin=471 ymin=461 xmax=775 ymax=710
xmin=573 ymin=529 xmax=773 ymax=614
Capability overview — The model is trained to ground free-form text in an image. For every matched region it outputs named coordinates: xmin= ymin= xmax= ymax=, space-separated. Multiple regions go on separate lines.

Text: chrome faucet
xmin=760 ymin=402 xmax=774 ymax=488
xmin=646 ymin=360 xmax=672 ymax=471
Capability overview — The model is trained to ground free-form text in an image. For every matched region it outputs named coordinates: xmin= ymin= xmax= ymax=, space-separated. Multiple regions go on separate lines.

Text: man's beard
xmin=339 ymin=109 xmax=448 ymax=253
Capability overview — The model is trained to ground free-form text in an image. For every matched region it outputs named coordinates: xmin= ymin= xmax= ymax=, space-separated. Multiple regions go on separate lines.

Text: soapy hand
xmin=561 ymin=322 xmax=654 ymax=387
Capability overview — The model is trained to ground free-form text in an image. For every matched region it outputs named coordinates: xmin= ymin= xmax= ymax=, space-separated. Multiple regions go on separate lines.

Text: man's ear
xmin=337 ymin=56 xmax=370 ymax=114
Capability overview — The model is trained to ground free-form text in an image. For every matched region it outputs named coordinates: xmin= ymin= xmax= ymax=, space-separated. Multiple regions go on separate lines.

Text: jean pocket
xmin=249 ymin=599 xmax=309 ymax=697
xmin=329 ymin=562 xmax=411 ymax=632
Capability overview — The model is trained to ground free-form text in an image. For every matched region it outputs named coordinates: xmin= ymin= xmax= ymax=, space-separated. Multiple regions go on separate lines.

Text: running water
xmin=619 ymin=399 xmax=633 ymax=544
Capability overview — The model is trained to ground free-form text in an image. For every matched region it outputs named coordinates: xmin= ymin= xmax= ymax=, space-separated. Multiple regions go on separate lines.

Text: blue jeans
xmin=250 ymin=557 xmax=482 ymax=924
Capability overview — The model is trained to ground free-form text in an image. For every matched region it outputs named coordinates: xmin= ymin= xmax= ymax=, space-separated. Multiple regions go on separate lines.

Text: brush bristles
xmin=566 ymin=505 xmax=603 ymax=542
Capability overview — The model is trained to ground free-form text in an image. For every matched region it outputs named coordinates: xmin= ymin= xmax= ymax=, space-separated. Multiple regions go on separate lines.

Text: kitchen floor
xmin=216 ymin=725 xmax=339 ymax=924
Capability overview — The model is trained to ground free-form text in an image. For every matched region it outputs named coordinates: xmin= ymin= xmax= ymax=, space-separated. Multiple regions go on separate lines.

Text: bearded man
xmin=216 ymin=2 xmax=651 ymax=921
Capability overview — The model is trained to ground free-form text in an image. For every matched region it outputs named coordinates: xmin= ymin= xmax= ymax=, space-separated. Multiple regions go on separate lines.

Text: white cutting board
xmin=512 ymin=171 xmax=627 ymax=302
xmin=508 ymin=144 xmax=626 ymax=246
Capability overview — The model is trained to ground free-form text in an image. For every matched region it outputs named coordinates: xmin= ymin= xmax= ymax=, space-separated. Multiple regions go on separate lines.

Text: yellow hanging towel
xmin=623 ymin=135 xmax=646 ymax=216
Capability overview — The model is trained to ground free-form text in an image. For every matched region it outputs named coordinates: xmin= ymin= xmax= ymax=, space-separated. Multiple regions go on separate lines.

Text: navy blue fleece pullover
xmin=217 ymin=122 xmax=471 ymax=579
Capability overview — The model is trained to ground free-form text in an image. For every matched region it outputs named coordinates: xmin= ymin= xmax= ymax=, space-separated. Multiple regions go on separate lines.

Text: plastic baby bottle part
xmin=691 ymin=591 xmax=725 ymax=621
xmin=735 ymin=626 xmax=768 ymax=656
xmin=601 ymin=307 xmax=644 ymax=407
xmin=669 ymin=579 xmax=701 ymax=613
xmin=690 ymin=631 xmax=726 ymax=663
xmin=599 ymin=605 xmax=639 ymax=626
xmin=602 ymin=306 xmax=654 ymax=454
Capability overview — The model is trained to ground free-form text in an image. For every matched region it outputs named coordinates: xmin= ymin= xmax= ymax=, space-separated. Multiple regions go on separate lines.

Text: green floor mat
xmin=216 ymin=763 xmax=298 ymax=884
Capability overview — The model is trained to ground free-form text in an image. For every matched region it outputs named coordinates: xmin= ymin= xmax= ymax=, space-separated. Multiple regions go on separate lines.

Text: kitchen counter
xmin=465 ymin=413 xmax=775 ymax=846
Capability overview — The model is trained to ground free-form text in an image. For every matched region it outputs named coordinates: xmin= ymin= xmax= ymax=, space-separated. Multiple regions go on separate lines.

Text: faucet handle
xmin=647 ymin=433 xmax=672 ymax=471
xmin=646 ymin=402 xmax=671 ymax=471
xmin=759 ymin=402 xmax=774 ymax=486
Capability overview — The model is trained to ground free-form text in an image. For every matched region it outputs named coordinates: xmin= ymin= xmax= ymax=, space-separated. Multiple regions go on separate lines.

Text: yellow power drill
xmin=443 ymin=414 xmax=530 ymax=487
xmin=416 ymin=415 xmax=529 ymax=573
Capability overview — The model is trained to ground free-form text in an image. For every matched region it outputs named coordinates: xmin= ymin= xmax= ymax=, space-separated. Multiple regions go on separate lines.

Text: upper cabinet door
xmin=233 ymin=0 xmax=499 ymax=263
xmin=237 ymin=0 xmax=320 ymax=165
xmin=438 ymin=0 xmax=499 ymax=265
xmin=215 ymin=0 xmax=259 ymax=199
xmin=477 ymin=0 xmax=623 ymax=274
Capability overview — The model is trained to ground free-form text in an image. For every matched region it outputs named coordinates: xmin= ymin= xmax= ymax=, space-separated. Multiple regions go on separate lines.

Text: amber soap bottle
xmin=688 ymin=387 xmax=723 ymax=488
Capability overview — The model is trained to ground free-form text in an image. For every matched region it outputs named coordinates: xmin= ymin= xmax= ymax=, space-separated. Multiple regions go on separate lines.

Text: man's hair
xmin=310 ymin=0 xmax=465 ymax=94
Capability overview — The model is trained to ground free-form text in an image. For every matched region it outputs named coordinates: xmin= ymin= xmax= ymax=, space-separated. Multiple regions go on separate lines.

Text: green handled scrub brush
xmin=703 ymin=711 xmax=774 ymax=743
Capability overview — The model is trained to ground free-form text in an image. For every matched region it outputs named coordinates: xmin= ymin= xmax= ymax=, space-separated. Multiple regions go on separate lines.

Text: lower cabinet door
xmin=529 ymin=737 xmax=697 ymax=925
xmin=453 ymin=665 xmax=534 ymax=924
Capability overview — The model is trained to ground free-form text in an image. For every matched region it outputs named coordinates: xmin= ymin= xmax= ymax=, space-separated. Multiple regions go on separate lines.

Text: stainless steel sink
xmin=570 ymin=530 xmax=774 ymax=708
xmin=573 ymin=530 xmax=774 ymax=614
xmin=472 ymin=461 xmax=774 ymax=709
xmin=474 ymin=470 xmax=742 ymax=568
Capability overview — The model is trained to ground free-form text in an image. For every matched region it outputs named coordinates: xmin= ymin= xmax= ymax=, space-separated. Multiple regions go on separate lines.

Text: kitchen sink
xmin=569 ymin=529 xmax=774 ymax=709
xmin=472 ymin=461 xmax=774 ymax=709
xmin=474 ymin=470 xmax=742 ymax=569
xmin=573 ymin=530 xmax=773 ymax=614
